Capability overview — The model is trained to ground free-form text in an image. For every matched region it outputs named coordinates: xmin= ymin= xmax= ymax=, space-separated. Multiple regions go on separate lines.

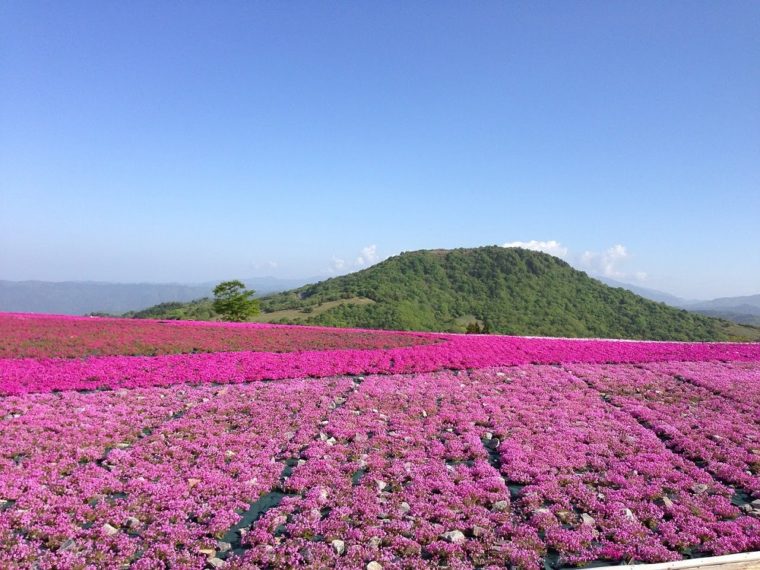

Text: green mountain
xmin=124 ymin=247 xmax=760 ymax=341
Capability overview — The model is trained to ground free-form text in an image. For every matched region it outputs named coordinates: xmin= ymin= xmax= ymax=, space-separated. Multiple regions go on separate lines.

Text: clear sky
xmin=1 ymin=2 xmax=758 ymax=299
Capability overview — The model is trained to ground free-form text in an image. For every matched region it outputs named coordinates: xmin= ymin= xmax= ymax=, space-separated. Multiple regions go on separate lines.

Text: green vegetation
xmin=123 ymin=247 xmax=760 ymax=341
xmin=122 ymin=299 xmax=217 ymax=320
xmin=212 ymin=280 xmax=260 ymax=322
xmin=257 ymin=247 xmax=732 ymax=340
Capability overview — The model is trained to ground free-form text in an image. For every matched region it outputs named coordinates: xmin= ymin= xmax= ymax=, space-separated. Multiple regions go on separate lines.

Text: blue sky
xmin=1 ymin=2 xmax=758 ymax=299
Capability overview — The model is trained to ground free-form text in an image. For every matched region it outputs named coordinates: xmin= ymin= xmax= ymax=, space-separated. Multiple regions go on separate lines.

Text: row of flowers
xmin=567 ymin=362 xmax=760 ymax=499
xmin=0 ymin=313 xmax=436 ymax=359
xmin=0 ymin=378 xmax=352 ymax=568
xmin=2 ymin=365 xmax=758 ymax=568
xmin=3 ymin=321 xmax=760 ymax=395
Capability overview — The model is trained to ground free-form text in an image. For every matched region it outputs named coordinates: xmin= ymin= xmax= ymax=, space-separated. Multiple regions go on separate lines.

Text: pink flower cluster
xmin=1 ymin=366 xmax=758 ymax=569
xmin=1 ymin=313 xmax=759 ymax=568
xmin=644 ymin=360 xmax=760 ymax=420
xmin=568 ymin=363 xmax=760 ymax=499
xmin=476 ymin=366 xmax=760 ymax=564
xmin=0 ymin=313 xmax=435 ymax=358
xmin=2 ymin=313 xmax=760 ymax=396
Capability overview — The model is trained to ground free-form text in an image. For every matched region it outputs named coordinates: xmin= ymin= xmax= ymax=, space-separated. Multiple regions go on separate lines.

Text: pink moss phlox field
xmin=643 ymin=360 xmax=760 ymax=420
xmin=3 ymin=313 xmax=760 ymax=396
xmin=474 ymin=367 xmax=759 ymax=564
xmin=0 ymin=379 xmax=351 ymax=569
xmin=2 ymin=313 xmax=760 ymax=568
xmin=0 ymin=313 xmax=435 ymax=359
xmin=1 ymin=368 xmax=758 ymax=569
xmin=567 ymin=363 xmax=760 ymax=499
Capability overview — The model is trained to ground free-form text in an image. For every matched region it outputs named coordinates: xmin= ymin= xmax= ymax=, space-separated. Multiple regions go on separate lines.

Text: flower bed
xmin=1 ymin=367 xmax=758 ymax=569
xmin=1 ymin=314 xmax=759 ymax=568
xmin=0 ymin=313 xmax=436 ymax=358
xmin=2 ymin=314 xmax=760 ymax=396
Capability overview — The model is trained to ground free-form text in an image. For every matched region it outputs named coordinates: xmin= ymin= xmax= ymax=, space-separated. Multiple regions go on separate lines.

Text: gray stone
xmin=581 ymin=513 xmax=595 ymax=526
xmin=59 ymin=539 xmax=76 ymax=552
xmin=207 ymin=557 xmax=226 ymax=568
xmin=102 ymin=523 xmax=118 ymax=536
xmin=493 ymin=500 xmax=509 ymax=512
xmin=217 ymin=541 xmax=232 ymax=553
xmin=331 ymin=539 xmax=345 ymax=555
xmin=441 ymin=530 xmax=466 ymax=544
xmin=367 ymin=562 xmax=383 ymax=570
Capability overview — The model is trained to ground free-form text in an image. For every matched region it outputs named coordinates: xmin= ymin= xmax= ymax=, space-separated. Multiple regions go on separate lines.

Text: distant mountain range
xmin=597 ymin=277 xmax=760 ymax=327
xmin=0 ymin=277 xmax=314 ymax=316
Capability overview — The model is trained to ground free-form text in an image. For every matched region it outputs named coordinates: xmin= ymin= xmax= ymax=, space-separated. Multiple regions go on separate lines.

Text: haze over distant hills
xmin=597 ymin=277 xmax=760 ymax=327
xmin=0 ymin=277 xmax=314 ymax=316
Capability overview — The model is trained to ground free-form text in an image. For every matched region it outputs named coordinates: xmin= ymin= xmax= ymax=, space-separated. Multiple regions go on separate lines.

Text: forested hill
xmin=256 ymin=247 xmax=733 ymax=341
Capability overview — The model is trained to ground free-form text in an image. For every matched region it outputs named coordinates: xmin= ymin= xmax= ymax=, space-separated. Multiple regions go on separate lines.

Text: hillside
xmin=255 ymin=247 xmax=743 ymax=340
xmin=121 ymin=248 xmax=760 ymax=341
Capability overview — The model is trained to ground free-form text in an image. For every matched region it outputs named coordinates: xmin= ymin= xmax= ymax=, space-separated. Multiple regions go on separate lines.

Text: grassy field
xmin=250 ymin=297 xmax=376 ymax=324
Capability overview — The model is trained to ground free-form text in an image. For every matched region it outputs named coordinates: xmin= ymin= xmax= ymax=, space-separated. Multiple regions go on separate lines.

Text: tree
xmin=212 ymin=280 xmax=260 ymax=322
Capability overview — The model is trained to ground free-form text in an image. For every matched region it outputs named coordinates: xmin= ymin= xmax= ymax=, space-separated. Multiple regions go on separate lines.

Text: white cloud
xmin=328 ymin=245 xmax=384 ymax=274
xmin=502 ymin=240 xmax=568 ymax=258
xmin=327 ymin=256 xmax=346 ymax=274
xmin=579 ymin=244 xmax=645 ymax=281
xmin=355 ymin=244 xmax=379 ymax=266
xmin=502 ymin=240 xmax=648 ymax=283
xmin=251 ymin=260 xmax=280 ymax=271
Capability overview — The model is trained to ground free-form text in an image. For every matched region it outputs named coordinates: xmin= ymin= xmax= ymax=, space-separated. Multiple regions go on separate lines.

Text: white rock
xmin=662 ymin=496 xmax=674 ymax=508
xmin=125 ymin=516 xmax=140 ymax=529
xmin=375 ymin=480 xmax=387 ymax=492
xmin=207 ymin=557 xmax=226 ymax=568
xmin=217 ymin=541 xmax=232 ymax=553
xmin=441 ymin=530 xmax=466 ymax=544
xmin=493 ymin=500 xmax=509 ymax=512
xmin=102 ymin=523 xmax=118 ymax=536
xmin=472 ymin=525 xmax=487 ymax=538
xmin=369 ymin=537 xmax=382 ymax=548
xmin=581 ymin=513 xmax=595 ymax=525
xmin=367 ymin=562 xmax=383 ymax=570
xmin=399 ymin=501 xmax=411 ymax=514
xmin=331 ymin=539 xmax=345 ymax=555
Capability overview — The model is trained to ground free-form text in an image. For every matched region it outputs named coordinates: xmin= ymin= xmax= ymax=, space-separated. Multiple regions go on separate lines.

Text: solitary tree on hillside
xmin=212 ymin=280 xmax=260 ymax=322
